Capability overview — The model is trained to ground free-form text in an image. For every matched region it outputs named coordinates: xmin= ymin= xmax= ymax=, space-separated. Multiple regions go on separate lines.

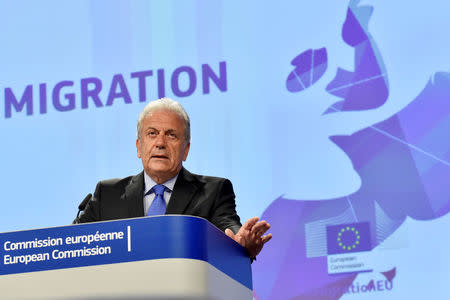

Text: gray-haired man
xmin=75 ymin=98 xmax=271 ymax=258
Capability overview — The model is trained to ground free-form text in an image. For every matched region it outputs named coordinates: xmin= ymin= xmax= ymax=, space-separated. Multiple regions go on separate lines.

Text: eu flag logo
xmin=326 ymin=222 xmax=371 ymax=255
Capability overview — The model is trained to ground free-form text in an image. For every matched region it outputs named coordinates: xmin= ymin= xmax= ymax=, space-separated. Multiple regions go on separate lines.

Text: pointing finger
xmin=251 ymin=221 xmax=270 ymax=236
xmin=261 ymin=233 xmax=272 ymax=243
xmin=242 ymin=217 xmax=259 ymax=231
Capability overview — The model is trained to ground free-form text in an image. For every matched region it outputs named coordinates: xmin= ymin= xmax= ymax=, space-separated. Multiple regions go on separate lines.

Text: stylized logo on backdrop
xmin=1 ymin=62 xmax=227 ymax=118
xmin=326 ymin=222 xmax=371 ymax=254
xmin=253 ymin=0 xmax=450 ymax=299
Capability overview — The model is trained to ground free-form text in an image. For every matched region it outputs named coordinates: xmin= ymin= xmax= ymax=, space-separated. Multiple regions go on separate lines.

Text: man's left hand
xmin=225 ymin=217 xmax=272 ymax=259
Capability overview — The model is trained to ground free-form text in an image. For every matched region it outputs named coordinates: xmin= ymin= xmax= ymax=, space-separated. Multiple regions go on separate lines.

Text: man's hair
xmin=137 ymin=97 xmax=191 ymax=143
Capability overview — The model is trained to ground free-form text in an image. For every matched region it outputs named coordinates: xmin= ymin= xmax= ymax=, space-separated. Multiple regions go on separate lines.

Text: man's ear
xmin=183 ymin=142 xmax=190 ymax=161
xmin=136 ymin=139 xmax=141 ymax=158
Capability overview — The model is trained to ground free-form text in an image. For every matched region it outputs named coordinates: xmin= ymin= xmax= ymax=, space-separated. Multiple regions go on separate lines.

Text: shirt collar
xmin=144 ymin=171 xmax=179 ymax=195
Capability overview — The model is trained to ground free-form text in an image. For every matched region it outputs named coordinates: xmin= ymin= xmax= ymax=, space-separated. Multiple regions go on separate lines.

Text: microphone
xmin=77 ymin=193 xmax=92 ymax=218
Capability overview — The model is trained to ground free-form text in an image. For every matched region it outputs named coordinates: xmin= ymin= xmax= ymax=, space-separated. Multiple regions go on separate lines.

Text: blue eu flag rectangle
xmin=326 ymin=222 xmax=371 ymax=255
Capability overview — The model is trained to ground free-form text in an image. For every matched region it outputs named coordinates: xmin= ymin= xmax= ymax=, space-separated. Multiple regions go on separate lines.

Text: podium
xmin=0 ymin=216 xmax=253 ymax=299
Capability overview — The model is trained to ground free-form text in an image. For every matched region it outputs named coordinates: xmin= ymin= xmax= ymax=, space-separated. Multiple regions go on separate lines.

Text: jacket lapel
xmin=166 ymin=168 xmax=198 ymax=214
xmin=124 ymin=172 xmax=145 ymax=218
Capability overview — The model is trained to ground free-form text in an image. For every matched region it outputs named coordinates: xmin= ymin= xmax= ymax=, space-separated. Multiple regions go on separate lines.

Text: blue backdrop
xmin=1 ymin=1 xmax=449 ymax=299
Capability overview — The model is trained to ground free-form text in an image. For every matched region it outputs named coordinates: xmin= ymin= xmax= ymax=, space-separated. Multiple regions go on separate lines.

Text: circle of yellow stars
xmin=337 ymin=226 xmax=360 ymax=251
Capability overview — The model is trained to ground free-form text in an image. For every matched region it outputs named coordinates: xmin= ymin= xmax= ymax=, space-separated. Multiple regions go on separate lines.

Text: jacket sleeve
xmin=209 ymin=179 xmax=242 ymax=234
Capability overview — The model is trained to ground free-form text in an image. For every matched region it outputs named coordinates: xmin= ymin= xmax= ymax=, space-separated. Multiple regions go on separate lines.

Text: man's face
xmin=136 ymin=109 xmax=190 ymax=183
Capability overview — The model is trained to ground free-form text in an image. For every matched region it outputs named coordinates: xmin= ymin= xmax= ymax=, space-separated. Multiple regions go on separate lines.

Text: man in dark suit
xmin=74 ymin=98 xmax=271 ymax=258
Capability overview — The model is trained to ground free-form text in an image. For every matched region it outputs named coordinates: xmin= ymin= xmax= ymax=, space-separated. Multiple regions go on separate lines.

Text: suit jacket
xmin=74 ymin=168 xmax=242 ymax=233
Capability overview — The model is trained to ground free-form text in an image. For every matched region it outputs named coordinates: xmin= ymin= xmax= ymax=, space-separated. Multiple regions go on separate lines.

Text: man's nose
xmin=155 ymin=133 xmax=166 ymax=148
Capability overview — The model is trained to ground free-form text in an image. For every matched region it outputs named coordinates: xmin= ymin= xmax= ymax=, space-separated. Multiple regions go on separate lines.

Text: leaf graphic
xmin=286 ymin=47 xmax=328 ymax=92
